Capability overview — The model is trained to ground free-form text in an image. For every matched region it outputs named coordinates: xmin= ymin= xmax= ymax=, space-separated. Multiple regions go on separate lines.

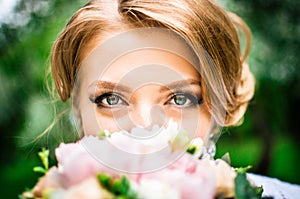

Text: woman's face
xmin=76 ymin=29 xmax=213 ymax=143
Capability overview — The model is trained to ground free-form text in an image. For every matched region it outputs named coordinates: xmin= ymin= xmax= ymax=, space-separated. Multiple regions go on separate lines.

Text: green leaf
xmin=33 ymin=166 xmax=46 ymax=174
xmin=235 ymin=165 xmax=252 ymax=174
xmin=97 ymin=174 xmax=138 ymax=199
xmin=97 ymin=173 xmax=111 ymax=188
xmin=111 ymin=176 xmax=130 ymax=195
xmin=98 ymin=130 xmax=110 ymax=139
xmin=37 ymin=148 xmax=49 ymax=171
xmin=187 ymin=145 xmax=196 ymax=155
xmin=256 ymin=186 xmax=264 ymax=196
xmin=235 ymin=172 xmax=264 ymax=199
xmin=221 ymin=152 xmax=231 ymax=165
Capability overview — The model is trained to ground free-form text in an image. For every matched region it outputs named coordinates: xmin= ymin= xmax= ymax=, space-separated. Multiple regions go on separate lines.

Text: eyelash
xmin=90 ymin=92 xmax=203 ymax=108
xmin=167 ymin=92 xmax=203 ymax=107
xmin=90 ymin=92 xmax=128 ymax=108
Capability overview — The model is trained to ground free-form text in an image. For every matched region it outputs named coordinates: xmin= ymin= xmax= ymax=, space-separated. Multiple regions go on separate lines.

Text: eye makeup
xmin=89 ymin=92 xmax=128 ymax=108
xmin=88 ymin=79 xmax=203 ymax=109
xmin=88 ymin=81 xmax=132 ymax=108
xmin=167 ymin=92 xmax=203 ymax=107
xmin=161 ymin=79 xmax=203 ymax=108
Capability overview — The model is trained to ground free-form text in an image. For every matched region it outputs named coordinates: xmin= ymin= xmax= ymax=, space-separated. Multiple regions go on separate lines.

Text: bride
xmin=49 ymin=0 xmax=300 ymax=198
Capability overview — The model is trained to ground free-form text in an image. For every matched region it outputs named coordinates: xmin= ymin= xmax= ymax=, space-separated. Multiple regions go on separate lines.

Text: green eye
xmin=92 ymin=93 xmax=127 ymax=108
xmin=105 ymin=95 xmax=120 ymax=105
xmin=169 ymin=93 xmax=203 ymax=107
xmin=173 ymin=95 xmax=187 ymax=105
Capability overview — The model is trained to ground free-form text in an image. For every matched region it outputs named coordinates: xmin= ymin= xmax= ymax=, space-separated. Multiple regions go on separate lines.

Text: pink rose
xmin=132 ymin=154 xmax=217 ymax=199
xmin=50 ymin=177 xmax=114 ymax=199
xmin=55 ymin=141 xmax=119 ymax=188
xmin=32 ymin=139 xmax=121 ymax=197
xmin=30 ymin=133 xmax=235 ymax=199
xmin=32 ymin=167 xmax=62 ymax=197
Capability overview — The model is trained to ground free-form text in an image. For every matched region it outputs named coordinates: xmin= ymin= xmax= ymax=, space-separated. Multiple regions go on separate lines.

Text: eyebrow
xmin=89 ymin=81 xmax=132 ymax=93
xmin=159 ymin=79 xmax=201 ymax=92
xmin=89 ymin=79 xmax=201 ymax=93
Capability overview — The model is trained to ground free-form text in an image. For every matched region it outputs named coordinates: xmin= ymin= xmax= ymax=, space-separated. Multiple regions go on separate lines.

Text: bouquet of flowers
xmin=21 ymin=120 xmax=265 ymax=199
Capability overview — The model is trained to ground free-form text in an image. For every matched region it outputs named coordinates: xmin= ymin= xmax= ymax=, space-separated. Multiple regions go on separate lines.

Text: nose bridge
xmin=127 ymin=84 xmax=167 ymax=128
xmin=130 ymin=102 xmax=167 ymax=129
xmin=130 ymin=102 xmax=152 ymax=128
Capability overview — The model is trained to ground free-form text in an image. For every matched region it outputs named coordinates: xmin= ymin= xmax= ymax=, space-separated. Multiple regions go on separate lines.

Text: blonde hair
xmin=51 ymin=0 xmax=255 ymax=127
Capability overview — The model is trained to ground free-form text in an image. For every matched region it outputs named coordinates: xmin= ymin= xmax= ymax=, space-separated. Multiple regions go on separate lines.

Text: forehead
xmin=78 ymin=28 xmax=200 ymax=88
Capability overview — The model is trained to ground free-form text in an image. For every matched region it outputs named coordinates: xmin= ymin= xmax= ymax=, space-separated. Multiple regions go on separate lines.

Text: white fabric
xmin=247 ymin=173 xmax=300 ymax=199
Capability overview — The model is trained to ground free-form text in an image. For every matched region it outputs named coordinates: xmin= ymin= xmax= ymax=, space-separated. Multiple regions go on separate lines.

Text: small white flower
xmin=104 ymin=119 xmax=190 ymax=154
xmin=187 ymin=137 xmax=206 ymax=158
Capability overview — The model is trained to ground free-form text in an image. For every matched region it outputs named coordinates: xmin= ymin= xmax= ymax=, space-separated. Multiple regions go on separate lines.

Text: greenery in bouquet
xmin=21 ymin=122 xmax=267 ymax=199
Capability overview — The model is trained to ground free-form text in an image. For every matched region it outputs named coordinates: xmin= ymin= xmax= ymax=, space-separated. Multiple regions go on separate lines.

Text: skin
xmin=75 ymin=30 xmax=214 ymax=143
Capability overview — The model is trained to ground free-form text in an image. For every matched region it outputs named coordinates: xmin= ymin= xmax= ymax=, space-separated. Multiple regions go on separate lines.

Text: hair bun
xmin=225 ymin=62 xmax=255 ymax=126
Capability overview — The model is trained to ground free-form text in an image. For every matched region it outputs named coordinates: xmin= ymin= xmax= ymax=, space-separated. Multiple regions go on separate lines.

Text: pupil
xmin=107 ymin=95 xmax=119 ymax=105
xmin=175 ymin=95 xmax=187 ymax=105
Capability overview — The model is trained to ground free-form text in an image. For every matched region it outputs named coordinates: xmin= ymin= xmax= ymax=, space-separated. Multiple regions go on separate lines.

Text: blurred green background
xmin=0 ymin=0 xmax=299 ymax=198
